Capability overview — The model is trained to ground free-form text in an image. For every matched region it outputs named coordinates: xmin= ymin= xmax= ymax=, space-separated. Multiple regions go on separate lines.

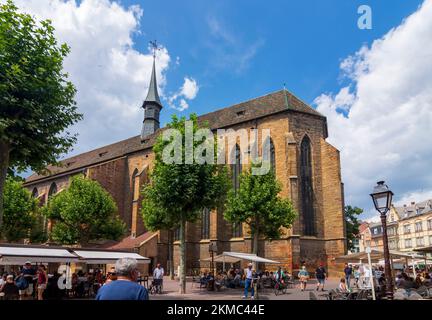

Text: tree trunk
xmin=252 ymin=231 xmax=259 ymax=255
xmin=168 ymin=229 xmax=174 ymax=280
xmin=252 ymin=230 xmax=259 ymax=271
xmin=0 ymin=140 xmax=10 ymax=238
xmin=179 ymin=217 xmax=187 ymax=294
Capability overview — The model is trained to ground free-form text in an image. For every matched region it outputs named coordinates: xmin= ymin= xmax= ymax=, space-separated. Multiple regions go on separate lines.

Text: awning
xmin=202 ymin=252 xmax=280 ymax=264
xmin=414 ymin=246 xmax=432 ymax=254
xmin=200 ymin=254 xmax=242 ymax=263
xmin=335 ymin=249 xmax=425 ymax=263
xmin=0 ymin=245 xmax=79 ymax=265
xmin=73 ymin=250 xmax=150 ymax=264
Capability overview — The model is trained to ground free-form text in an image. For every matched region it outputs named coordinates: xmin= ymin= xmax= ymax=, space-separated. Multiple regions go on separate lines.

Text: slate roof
xmin=25 ymin=89 xmax=324 ymax=185
xmin=143 ymin=59 xmax=162 ymax=108
xmin=394 ymin=199 xmax=432 ymax=221
xmin=98 ymin=231 xmax=157 ymax=250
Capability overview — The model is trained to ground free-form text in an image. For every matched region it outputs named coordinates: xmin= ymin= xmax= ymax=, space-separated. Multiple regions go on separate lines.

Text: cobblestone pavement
xmin=149 ymin=277 xmax=341 ymax=300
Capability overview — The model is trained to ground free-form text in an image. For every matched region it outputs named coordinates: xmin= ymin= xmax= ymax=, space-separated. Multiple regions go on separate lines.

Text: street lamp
xmin=370 ymin=181 xmax=394 ymax=300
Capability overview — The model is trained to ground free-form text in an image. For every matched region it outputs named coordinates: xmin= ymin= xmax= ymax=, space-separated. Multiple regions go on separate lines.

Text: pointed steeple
xmin=141 ymin=42 xmax=163 ymax=140
xmin=142 ymin=58 xmax=162 ymax=108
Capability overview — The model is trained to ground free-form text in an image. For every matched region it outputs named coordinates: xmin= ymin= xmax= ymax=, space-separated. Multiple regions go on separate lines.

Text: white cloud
xmin=314 ymin=0 xmax=432 ymax=219
xmin=8 ymin=0 xmax=171 ymax=156
xmin=168 ymin=76 xmax=199 ymax=111
xmin=180 ymin=77 xmax=199 ymax=100
xmin=364 ymin=216 xmax=381 ymax=224
xmin=394 ymin=189 xmax=432 ymax=207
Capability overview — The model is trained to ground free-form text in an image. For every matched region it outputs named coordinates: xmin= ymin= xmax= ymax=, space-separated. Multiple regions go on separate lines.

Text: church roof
xmin=142 ymin=59 xmax=162 ymax=108
xmin=25 ymin=89 xmax=325 ymax=184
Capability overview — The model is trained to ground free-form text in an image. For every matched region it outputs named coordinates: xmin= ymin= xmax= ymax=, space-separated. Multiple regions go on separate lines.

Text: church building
xmin=24 ymin=56 xmax=346 ymax=275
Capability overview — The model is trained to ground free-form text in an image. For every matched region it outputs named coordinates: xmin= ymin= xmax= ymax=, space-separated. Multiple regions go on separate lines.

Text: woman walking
xmin=298 ymin=266 xmax=309 ymax=291
xmin=37 ymin=265 xmax=48 ymax=300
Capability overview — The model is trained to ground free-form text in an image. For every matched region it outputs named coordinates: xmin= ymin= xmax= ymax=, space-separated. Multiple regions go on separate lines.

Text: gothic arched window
xmin=201 ymin=208 xmax=210 ymax=239
xmin=263 ymin=137 xmax=276 ymax=173
xmin=131 ymin=169 xmax=140 ymax=237
xmin=48 ymin=183 xmax=57 ymax=199
xmin=31 ymin=188 xmax=38 ymax=198
xmin=231 ymin=144 xmax=243 ymax=238
xmin=232 ymin=144 xmax=242 ymax=192
xmin=300 ymin=135 xmax=316 ymax=236
xmin=131 ymin=169 xmax=140 ymax=203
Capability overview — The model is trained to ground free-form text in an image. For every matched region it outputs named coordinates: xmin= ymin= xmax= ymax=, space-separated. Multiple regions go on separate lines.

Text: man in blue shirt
xmin=96 ymin=258 xmax=148 ymax=300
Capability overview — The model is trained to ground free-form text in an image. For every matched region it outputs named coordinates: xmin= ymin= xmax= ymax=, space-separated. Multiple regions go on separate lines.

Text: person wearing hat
xmin=19 ymin=261 xmax=36 ymax=300
xmin=242 ymin=263 xmax=255 ymax=300
xmin=1 ymin=275 xmax=19 ymax=300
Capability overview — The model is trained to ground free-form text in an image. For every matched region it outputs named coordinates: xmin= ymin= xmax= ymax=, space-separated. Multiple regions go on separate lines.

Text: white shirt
xmin=153 ymin=267 xmax=164 ymax=279
xmin=245 ymin=268 xmax=253 ymax=280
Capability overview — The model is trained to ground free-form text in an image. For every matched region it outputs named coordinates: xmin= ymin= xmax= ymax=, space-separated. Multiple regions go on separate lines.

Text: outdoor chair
xmin=309 ymin=291 xmax=319 ymax=300
xmin=191 ymin=275 xmax=203 ymax=289
xmin=414 ymin=286 xmax=430 ymax=298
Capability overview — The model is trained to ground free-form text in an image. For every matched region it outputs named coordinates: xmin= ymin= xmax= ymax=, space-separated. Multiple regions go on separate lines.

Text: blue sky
xmin=125 ymin=0 xmax=423 ymax=125
xmin=10 ymin=0 xmax=432 ymax=221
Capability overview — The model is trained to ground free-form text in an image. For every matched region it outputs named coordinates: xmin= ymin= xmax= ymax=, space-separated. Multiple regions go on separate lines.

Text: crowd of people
xmin=0 ymin=262 xmax=48 ymax=300
xmin=337 ymin=263 xmax=432 ymax=299
xmin=197 ymin=264 xmax=295 ymax=299
xmin=0 ymin=260 xmax=145 ymax=300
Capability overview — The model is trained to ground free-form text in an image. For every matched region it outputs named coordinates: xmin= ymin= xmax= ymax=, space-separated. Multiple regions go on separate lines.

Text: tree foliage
xmin=2 ymin=177 xmax=38 ymax=242
xmin=224 ymin=164 xmax=297 ymax=254
xmin=0 ymin=0 xmax=82 ymax=234
xmin=43 ymin=175 xmax=125 ymax=245
xmin=142 ymin=114 xmax=230 ymax=293
xmin=345 ymin=205 xmax=363 ymax=251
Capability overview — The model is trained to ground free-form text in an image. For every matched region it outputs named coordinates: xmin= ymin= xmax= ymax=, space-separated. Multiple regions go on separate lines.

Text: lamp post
xmin=370 ymin=181 xmax=394 ymax=300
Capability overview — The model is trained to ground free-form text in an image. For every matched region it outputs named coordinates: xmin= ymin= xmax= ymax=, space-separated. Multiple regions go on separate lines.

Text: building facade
xmin=24 ymin=58 xmax=346 ymax=275
xmin=395 ymin=200 xmax=432 ymax=252
xmin=358 ymin=200 xmax=432 ymax=253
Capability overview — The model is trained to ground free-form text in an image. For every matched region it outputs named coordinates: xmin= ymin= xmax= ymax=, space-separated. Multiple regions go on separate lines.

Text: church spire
xmin=141 ymin=40 xmax=163 ymax=141
xmin=143 ymin=55 xmax=162 ymax=108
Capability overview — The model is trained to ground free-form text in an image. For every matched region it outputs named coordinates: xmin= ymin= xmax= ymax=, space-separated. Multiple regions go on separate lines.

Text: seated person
xmin=423 ymin=273 xmax=432 ymax=287
xmin=214 ymin=273 xmax=224 ymax=291
xmin=200 ymin=272 xmax=209 ymax=287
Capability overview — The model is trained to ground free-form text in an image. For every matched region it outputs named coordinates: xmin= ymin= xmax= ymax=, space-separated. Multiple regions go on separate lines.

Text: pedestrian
xmin=242 ymin=263 xmax=255 ymax=300
xmin=19 ymin=261 xmax=36 ymax=300
xmin=96 ymin=258 xmax=149 ymax=300
xmin=153 ymin=263 xmax=164 ymax=293
xmin=315 ymin=264 xmax=327 ymax=291
xmin=37 ymin=265 xmax=48 ymax=300
xmin=338 ymin=278 xmax=348 ymax=293
xmin=354 ymin=266 xmax=361 ymax=288
xmin=1 ymin=275 xmax=19 ymax=300
xmin=105 ymin=267 xmax=117 ymax=285
xmin=343 ymin=263 xmax=353 ymax=289
xmin=298 ymin=266 xmax=309 ymax=291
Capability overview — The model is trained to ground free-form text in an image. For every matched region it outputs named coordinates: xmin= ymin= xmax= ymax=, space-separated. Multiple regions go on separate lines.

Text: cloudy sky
xmin=6 ymin=0 xmax=432 ymax=221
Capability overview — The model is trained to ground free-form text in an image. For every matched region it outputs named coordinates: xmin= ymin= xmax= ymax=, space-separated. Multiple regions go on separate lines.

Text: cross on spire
xmin=149 ymin=40 xmax=161 ymax=58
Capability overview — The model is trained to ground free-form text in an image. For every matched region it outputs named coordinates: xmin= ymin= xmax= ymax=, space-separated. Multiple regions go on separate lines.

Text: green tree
xmin=0 ymin=1 xmax=82 ymax=235
xmin=43 ymin=175 xmax=125 ymax=245
xmin=345 ymin=205 xmax=363 ymax=251
xmin=224 ymin=164 xmax=297 ymax=256
xmin=141 ymin=114 xmax=229 ymax=293
xmin=3 ymin=177 xmax=38 ymax=242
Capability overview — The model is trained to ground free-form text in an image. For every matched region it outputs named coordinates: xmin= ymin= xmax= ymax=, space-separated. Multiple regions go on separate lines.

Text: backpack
xmin=16 ymin=276 xmax=29 ymax=290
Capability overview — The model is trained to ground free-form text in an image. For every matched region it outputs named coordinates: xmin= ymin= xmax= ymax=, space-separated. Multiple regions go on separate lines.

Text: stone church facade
xmin=24 ymin=58 xmax=346 ymax=275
